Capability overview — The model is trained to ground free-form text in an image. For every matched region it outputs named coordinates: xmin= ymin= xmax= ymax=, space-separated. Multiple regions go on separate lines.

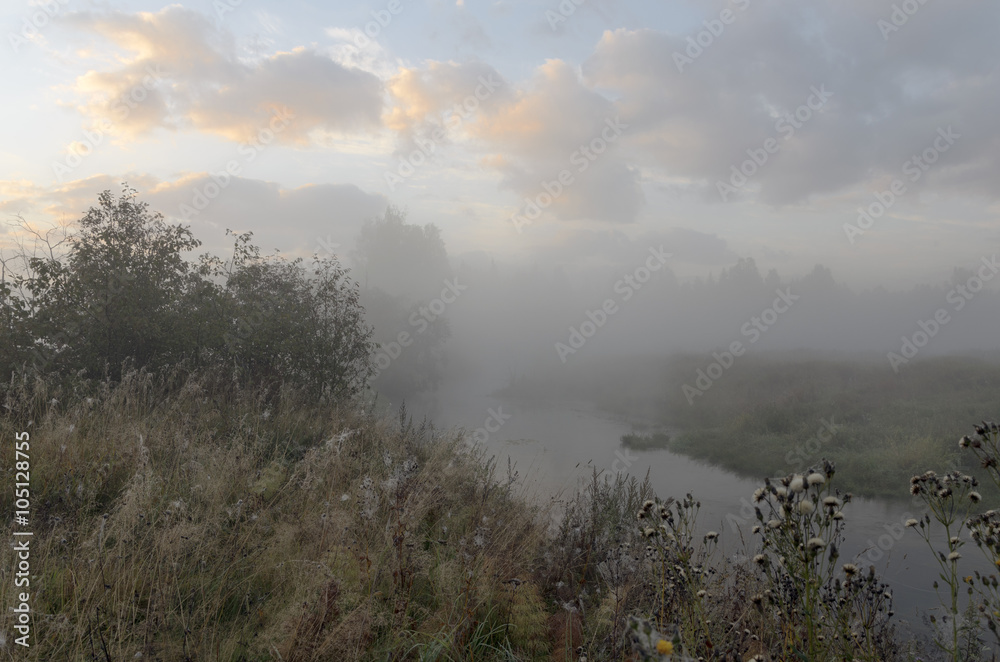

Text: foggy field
xmin=5 ymin=0 xmax=1000 ymax=659
xmin=4 ymin=111 xmax=1000 ymax=662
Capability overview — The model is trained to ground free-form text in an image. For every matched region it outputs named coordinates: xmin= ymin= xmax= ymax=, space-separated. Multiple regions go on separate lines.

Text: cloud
xmin=469 ymin=60 xmax=643 ymax=224
xmin=520 ymin=226 xmax=733 ymax=269
xmin=384 ymin=60 xmax=512 ymax=152
xmin=653 ymin=227 xmax=738 ymax=265
xmin=61 ymin=6 xmax=384 ymax=142
xmin=147 ymin=176 xmax=388 ymax=254
xmin=0 ymin=175 xmax=387 ymax=262
xmin=581 ymin=0 xmax=1000 ymax=205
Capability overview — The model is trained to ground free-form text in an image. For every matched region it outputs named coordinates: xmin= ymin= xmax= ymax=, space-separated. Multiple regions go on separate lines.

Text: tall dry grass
xmin=0 ymin=371 xmax=547 ymax=660
xmin=0 ymin=370 xmax=923 ymax=661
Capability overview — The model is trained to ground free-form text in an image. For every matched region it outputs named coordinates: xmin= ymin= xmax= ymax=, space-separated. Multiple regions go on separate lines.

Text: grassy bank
xmin=0 ymin=372 xmax=923 ymax=660
xmin=0 ymin=373 xmax=549 ymax=660
xmin=662 ymin=355 xmax=1000 ymax=500
xmin=503 ymin=353 xmax=1000 ymax=501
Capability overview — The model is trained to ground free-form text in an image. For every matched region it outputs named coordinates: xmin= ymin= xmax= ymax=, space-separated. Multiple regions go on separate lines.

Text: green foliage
xmin=361 ymin=287 xmax=451 ymax=397
xmin=504 ymin=354 xmax=1000 ymax=499
xmin=912 ymin=423 xmax=1000 ymax=661
xmin=353 ymin=204 xmax=450 ymax=302
xmin=620 ymin=431 xmax=671 ymax=451
xmin=212 ymin=230 xmax=376 ymax=398
xmin=0 ymin=185 xmax=375 ymax=400
xmin=353 ymin=206 xmax=453 ymax=397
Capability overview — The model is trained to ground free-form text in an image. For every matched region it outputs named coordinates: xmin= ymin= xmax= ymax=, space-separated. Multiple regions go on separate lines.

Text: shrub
xmin=0 ymin=185 xmax=375 ymax=400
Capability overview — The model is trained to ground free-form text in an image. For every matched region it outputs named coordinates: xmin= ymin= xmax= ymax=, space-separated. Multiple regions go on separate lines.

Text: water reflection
xmin=404 ymin=381 xmax=992 ymax=637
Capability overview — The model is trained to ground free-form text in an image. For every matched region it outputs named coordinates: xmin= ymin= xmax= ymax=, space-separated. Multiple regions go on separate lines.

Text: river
xmin=402 ymin=374 xmax=993 ymax=641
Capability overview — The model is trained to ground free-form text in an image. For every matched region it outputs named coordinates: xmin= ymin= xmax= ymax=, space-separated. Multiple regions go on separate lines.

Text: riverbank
xmin=3 ymin=371 xmax=985 ymax=660
xmin=502 ymin=353 xmax=1000 ymax=501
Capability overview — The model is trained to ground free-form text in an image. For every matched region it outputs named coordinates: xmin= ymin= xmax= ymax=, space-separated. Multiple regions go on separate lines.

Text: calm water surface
xmin=404 ymin=375 xmax=992 ymax=635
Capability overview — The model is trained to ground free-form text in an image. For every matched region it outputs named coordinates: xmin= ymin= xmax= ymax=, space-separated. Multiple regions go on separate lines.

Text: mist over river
xmin=403 ymin=371 xmax=992 ymax=638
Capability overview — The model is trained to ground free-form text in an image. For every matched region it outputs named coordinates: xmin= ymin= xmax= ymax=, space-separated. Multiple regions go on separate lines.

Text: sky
xmin=1 ymin=0 xmax=998 ymax=290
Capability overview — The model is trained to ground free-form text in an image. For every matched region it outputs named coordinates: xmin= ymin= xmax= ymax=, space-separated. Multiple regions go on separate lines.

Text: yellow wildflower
xmin=657 ymin=639 xmax=673 ymax=655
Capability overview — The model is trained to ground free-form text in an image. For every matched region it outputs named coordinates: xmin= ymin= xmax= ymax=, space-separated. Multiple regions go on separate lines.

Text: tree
xmin=219 ymin=231 xmax=375 ymax=398
xmin=352 ymin=207 xmax=453 ymax=397
xmin=1 ymin=185 xmax=376 ymax=401
xmin=62 ymin=186 xmax=201 ymax=376
xmin=360 ymin=287 xmax=450 ymax=398
xmin=353 ymin=205 xmax=451 ymax=302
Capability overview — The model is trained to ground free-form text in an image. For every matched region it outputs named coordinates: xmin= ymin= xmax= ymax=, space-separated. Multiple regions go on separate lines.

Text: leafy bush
xmin=0 ymin=185 xmax=375 ymax=399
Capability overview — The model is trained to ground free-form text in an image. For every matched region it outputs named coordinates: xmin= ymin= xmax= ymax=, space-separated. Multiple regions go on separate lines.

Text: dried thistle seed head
xmin=807 ymin=472 xmax=826 ymax=486
xmin=807 ymin=537 xmax=826 ymax=551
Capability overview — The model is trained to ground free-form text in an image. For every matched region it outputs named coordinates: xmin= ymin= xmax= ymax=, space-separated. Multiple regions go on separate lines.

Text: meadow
xmin=506 ymin=352 xmax=1000 ymax=501
xmin=3 ymin=188 xmax=999 ymax=659
xmin=0 ymin=370 xmax=916 ymax=661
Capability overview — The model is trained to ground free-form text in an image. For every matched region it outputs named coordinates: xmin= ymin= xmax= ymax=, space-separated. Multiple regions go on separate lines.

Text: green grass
xmin=661 ymin=355 xmax=1000 ymax=499
xmin=0 ymin=372 xmax=551 ymax=661
xmin=620 ymin=431 xmax=671 ymax=451
xmin=504 ymin=352 xmax=1000 ymax=500
xmin=5 ymin=362 xmax=994 ymax=659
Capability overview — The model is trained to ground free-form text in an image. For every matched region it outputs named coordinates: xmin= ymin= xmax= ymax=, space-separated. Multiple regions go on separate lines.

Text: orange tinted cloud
xmin=63 ymin=7 xmax=383 ymax=143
